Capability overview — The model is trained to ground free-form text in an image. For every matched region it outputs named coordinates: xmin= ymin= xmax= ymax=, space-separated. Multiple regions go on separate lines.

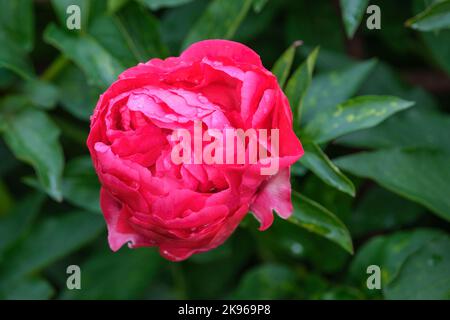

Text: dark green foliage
xmin=0 ymin=0 xmax=449 ymax=300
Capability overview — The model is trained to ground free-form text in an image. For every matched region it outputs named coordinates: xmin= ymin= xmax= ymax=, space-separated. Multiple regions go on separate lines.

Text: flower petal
xmin=250 ymin=168 xmax=293 ymax=230
xmin=181 ymin=40 xmax=263 ymax=67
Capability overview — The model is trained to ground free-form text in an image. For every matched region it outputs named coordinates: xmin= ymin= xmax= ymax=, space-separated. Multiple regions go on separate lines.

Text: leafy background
xmin=0 ymin=0 xmax=449 ymax=300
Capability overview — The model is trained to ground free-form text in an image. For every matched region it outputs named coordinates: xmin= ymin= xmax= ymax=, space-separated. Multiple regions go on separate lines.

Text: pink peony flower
xmin=87 ymin=40 xmax=303 ymax=261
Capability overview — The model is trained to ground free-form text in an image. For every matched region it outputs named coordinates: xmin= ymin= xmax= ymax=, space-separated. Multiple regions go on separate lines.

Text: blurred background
xmin=0 ymin=0 xmax=449 ymax=299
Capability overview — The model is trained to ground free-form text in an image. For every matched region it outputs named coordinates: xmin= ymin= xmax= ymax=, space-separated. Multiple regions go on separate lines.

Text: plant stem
xmin=40 ymin=55 xmax=69 ymax=81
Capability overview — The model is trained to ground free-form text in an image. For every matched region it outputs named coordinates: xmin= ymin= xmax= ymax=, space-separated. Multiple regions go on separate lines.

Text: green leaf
xmin=301 ymin=59 xmax=377 ymax=123
xmin=271 ymin=41 xmax=302 ymax=89
xmin=139 ymin=0 xmax=194 ymax=10
xmin=0 ymin=211 xmax=104 ymax=286
xmin=337 ymin=109 xmax=450 ymax=154
xmin=301 ymin=173 xmax=354 ymax=225
xmin=114 ymin=3 xmax=168 ymax=60
xmin=304 ymin=95 xmax=414 ymax=143
xmin=349 ymin=187 xmax=424 ymax=238
xmin=255 ymin=217 xmax=350 ymax=274
xmin=88 ymin=16 xmax=137 ymax=68
xmin=0 ymin=193 xmax=45 ymax=256
xmin=21 ymin=80 xmax=59 ymax=110
xmin=62 ymin=156 xmax=101 ymax=214
xmin=340 ymin=0 xmax=370 ymax=38
xmin=0 ymin=69 xmax=16 ymax=89
xmin=0 ymin=277 xmax=54 ymax=300
xmin=336 ymin=148 xmax=450 ymax=222
xmin=422 ymin=28 xmax=450 ymax=74
xmin=317 ymin=285 xmax=364 ymax=300
xmin=182 ymin=0 xmax=253 ymax=49
xmin=235 ymin=0 xmax=280 ymax=44
xmin=289 ymin=192 xmax=353 ymax=254
xmin=285 ymin=1 xmax=345 ymax=52
xmin=0 ymin=0 xmax=34 ymax=52
xmin=0 ymin=0 xmax=34 ymax=78
xmin=90 ymin=3 xmax=168 ymax=67
xmin=384 ymin=234 xmax=450 ymax=299
xmin=291 ymin=161 xmax=307 ymax=176
xmin=314 ymin=49 xmax=356 ymax=72
xmin=406 ymin=0 xmax=450 ymax=31
xmin=0 ymin=33 xmax=34 ymax=79
xmin=285 ymin=47 xmax=319 ymax=126
xmin=0 ymin=108 xmax=64 ymax=201
xmin=62 ymin=248 xmax=160 ymax=299
xmin=300 ymin=142 xmax=355 ymax=196
xmin=253 ymin=0 xmax=269 ymax=13
xmin=108 ymin=0 xmax=129 ymax=13
xmin=54 ymin=64 xmax=101 ymax=121
xmin=50 ymin=0 xmax=107 ymax=32
xmin=414 ymin=0 xmax=450 ymax=75
xmin=44 ymin=23 xmax=125 ymax=89
xmin=231 ymin=264 xmax=298 ymax=299
xmin=349 ymin=229 xmax=446 ymax=296
xmin=160 ymin=0 xmax=206 ymax=53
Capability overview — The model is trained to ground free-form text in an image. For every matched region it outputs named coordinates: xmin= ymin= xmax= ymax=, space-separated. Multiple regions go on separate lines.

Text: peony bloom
xmin=87 ymin=40 xmax=303 ymax=261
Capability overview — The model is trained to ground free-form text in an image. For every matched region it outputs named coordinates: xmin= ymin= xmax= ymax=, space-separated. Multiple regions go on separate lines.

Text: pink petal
xmin=100 ymin=188 xmax=153 ymax=251
xmin=181 ymin=40 xmax=263 ymax=67
xmin=250 ymin=168 xmax=293 ymax=231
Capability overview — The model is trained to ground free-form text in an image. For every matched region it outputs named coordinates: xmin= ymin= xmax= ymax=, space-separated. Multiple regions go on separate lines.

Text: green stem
xmin=40 ymin=55 xmax=69 ymax=81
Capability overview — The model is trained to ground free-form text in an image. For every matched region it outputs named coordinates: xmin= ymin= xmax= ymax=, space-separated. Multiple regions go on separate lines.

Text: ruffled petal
xmin=100 ymin=188 xmax=153 ymax=251
xmin=181 ymin=40 xmax=263 ymax=67
xmin=250 ymin=168 xmax=293 ymax=230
